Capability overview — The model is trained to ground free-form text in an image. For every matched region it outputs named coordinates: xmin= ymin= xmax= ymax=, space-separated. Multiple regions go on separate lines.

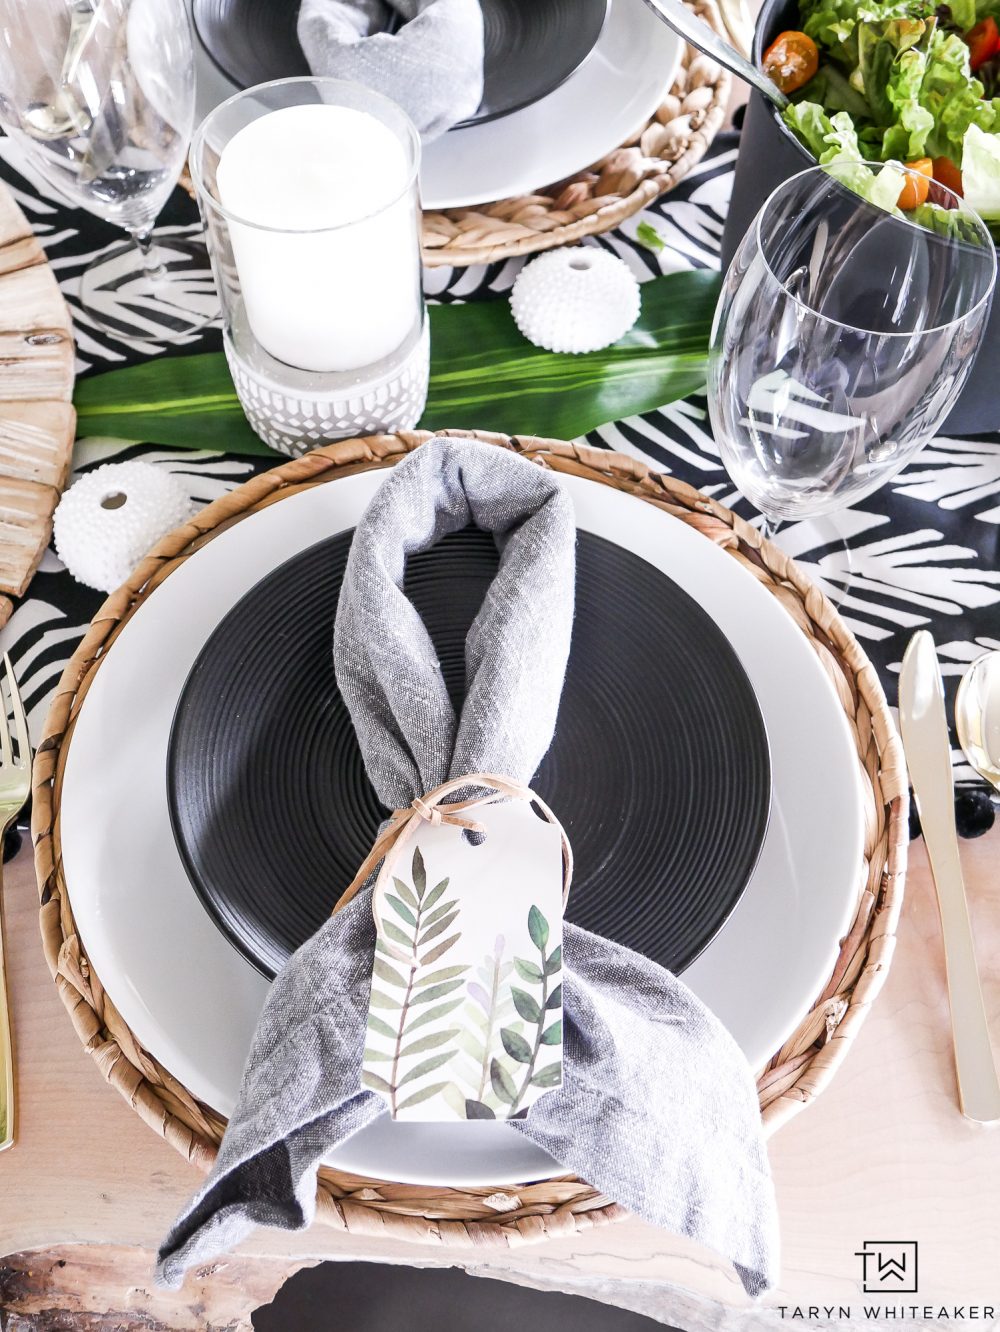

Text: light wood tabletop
xmin=2 ymin=814 xmax=999 ymax=1329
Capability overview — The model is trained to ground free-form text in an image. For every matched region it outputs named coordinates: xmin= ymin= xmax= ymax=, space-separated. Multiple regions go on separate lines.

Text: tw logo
xmin=855 ymin=1241 xmax=919 ymax=1294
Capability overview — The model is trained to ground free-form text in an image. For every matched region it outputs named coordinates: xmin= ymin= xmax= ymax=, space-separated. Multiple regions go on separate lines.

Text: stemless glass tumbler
xmin=191 ymin=78 xmax=427 ymax=457
xmin=708 ymin=163 xmax=996 ymax=556
xmin=0 ymin=0 xmax=215 ymax=340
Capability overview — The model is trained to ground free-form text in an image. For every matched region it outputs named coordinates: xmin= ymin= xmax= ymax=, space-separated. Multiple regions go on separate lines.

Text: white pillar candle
xmin=216 ymin=103 xmax=419 ymax=375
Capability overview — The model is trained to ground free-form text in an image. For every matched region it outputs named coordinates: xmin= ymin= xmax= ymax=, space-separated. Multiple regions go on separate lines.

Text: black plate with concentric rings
xmin=168 ymin=526 xmax=771 ymax=979
xmin=192 ymin=0 xmax=610 ymax=129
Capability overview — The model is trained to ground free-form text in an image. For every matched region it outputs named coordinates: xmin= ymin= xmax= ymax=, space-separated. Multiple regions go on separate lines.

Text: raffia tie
xmin=332 ymin=773 xmax=574 ymax=923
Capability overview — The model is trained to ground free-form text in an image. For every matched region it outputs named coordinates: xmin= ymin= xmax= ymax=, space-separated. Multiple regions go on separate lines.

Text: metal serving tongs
xmin=639 ymin=0 xmax=789 ymax=109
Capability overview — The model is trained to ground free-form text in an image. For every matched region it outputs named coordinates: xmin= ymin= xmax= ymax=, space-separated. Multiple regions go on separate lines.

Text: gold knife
xmin=899 ymin=630 xmax=1000 ymax=1123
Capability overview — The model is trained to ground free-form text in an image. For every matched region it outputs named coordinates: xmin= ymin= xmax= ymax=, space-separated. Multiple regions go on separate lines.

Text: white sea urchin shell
xmin=510 ymin=247 xmax=641 ymax=354
xmin=53 ymin=461 xmax=196 ymax=593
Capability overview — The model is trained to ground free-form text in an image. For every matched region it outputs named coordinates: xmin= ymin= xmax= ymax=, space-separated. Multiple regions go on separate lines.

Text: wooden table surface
xmin=2 ymin=813 xmax=999 ymax=1330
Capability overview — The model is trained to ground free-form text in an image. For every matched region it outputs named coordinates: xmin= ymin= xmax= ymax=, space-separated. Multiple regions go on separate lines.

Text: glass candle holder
xmin=191 ymin=77 xmax=427 ymax=455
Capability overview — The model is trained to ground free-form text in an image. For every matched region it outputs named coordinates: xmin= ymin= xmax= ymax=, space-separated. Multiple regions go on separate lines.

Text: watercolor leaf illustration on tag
xmin=496 ymin=906 xmax=563 ymax=1114
xmin=444 ymin=935 xmax=528 ymax=1121
xmin=454 ymin=906 xmax=563 ymax=1120
xmin=362 ymin=846 xmax=468 ymax=1116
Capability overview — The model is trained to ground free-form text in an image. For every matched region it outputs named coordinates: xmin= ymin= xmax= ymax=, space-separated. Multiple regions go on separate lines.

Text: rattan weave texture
xmin=421 ymin=0 xmax=731 ymax=268
xmin=33 ymin=430 xmax=907 ymax=1248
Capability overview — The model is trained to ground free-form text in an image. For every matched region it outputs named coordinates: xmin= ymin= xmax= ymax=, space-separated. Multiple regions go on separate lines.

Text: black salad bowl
xmin=721 ymin=0 xmax=1000 ymax=435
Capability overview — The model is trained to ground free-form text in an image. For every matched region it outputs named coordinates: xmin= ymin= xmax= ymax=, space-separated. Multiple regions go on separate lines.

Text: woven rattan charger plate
xmin=33 ymin=430 xmax=906 ymax=1249
xmin=420 ymin=0 xmax=731 ymax=267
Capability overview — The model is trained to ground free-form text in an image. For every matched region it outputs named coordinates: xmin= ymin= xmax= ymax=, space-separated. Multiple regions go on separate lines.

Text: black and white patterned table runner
xmin=2 ymin=131 xmax=997 ymax=788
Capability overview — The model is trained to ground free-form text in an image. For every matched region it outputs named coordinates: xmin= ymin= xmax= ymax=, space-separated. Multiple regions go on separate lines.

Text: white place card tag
xmin=362 ymin=800 xmax=565 ymax=1122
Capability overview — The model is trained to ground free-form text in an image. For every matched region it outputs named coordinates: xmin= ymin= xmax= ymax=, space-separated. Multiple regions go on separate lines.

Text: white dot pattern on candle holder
xmin=225 ymin=325 xmax=430 ymax=457
xmin=510 ymin=247 xmax=641 ymax=354
xmin=53 ymin=462 xmax=196 ymax=593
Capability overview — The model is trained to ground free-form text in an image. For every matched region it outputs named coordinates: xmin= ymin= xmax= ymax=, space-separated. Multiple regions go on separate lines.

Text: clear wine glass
xmin=708 ymin=162 xmax=995 ymax=599
xmin=0 ymin=0 xmax=216 ymax=341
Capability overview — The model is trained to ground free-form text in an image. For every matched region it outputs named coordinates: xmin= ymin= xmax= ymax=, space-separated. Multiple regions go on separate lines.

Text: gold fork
xmin=0 ymin=654 xmax=30 ymax=1153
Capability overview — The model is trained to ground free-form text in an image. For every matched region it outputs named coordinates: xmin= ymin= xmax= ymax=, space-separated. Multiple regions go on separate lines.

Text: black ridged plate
xmin=192 ymin=0 xmax=610 ymax=128
xmin=168 ymin=527 xmax=771 ymax=979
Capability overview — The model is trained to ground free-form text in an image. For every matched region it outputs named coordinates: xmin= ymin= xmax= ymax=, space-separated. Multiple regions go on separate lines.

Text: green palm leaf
xmin=72 ymin=271 xmax=719 ymax=454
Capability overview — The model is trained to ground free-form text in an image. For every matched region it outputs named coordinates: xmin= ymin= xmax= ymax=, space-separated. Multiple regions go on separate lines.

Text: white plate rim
xmin=58 ymin=468 xmax=863 ymax=1186
xmin=419 ymin=1 xmax=681 ymax=210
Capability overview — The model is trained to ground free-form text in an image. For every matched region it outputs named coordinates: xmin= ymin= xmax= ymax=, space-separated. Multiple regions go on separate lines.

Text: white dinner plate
xmin=419 ymin=0 xmax=680 ymax=210
xmin=189 ymin=0 xmax=680 ymax=215
xmin=59 ymin=471 xmax=863 ymax=1186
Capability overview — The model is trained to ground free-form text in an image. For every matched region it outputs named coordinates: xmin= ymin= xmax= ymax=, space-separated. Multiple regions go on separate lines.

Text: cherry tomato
xmin=762 ymin=31 xmax=820 ymax=93
xmin=896 ymin=158 xmax=933 ymax=210
xmin=965 ymin=16 xmax=999 ymax=70
xmin=932 ymin=155 xmax=964 ymax=198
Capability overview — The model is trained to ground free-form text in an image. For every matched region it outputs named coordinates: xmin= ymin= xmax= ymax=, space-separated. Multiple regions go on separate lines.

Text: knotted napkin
xmin=297 ymin=0 xmax=484 ymax=141
xmin=156 ymin=439 xmax=779 ymax=1294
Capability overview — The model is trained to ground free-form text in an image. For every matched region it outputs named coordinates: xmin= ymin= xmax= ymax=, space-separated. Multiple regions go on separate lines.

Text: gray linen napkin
xmin=156 ymin=439 xmax=778 ymax=1294
xmin=297 ymin=0 xmax=484 ymax=141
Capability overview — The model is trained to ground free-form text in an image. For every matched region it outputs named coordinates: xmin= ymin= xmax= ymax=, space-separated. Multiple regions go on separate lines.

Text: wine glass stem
xmin=131 ymin=229 xmax=169 ymax=287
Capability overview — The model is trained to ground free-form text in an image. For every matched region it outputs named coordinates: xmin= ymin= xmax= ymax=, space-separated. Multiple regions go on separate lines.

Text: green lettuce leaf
xmin=783 ymin=100 xmax=841 ymax=158
xmin=868 ymin=158 xmax=909 ymax=206
xmin=783 ymin=105 xmax=876 ymax=177
xmin=801 ymin=0 xmax=931 ymax=64
xmin=798 ymin=63 xmax=872 ymax=118
xmin=961 ymin=120 xmax=1000 ymax=216
xmin=800 ymin=0 xmax=866 ymax=59
xmin=784 ymin=104 xmax=906 ymax=204
xmin=857 ymin=17 xmax=935 ymax=124
xmin=908 ymin=199 xmax=990 ymax=237
xmin=882 ymin=45 xmax=937 ymax=154
xmin=947 ymin=0 xmax=977 ymax=28
xmin=821 ymin=108 xmax=872 ymax=160
xmin=858 ymin=122 xmax=887 ymax=155
xmin=920 ymin=30 xmax=997 ymax=157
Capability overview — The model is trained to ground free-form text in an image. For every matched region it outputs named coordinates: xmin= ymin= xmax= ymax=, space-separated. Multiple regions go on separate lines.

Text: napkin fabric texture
xmin=297 ymin=0 xmax=484 ymax=141
xmin=156 ymin=439 xmax=779 ymax=1295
